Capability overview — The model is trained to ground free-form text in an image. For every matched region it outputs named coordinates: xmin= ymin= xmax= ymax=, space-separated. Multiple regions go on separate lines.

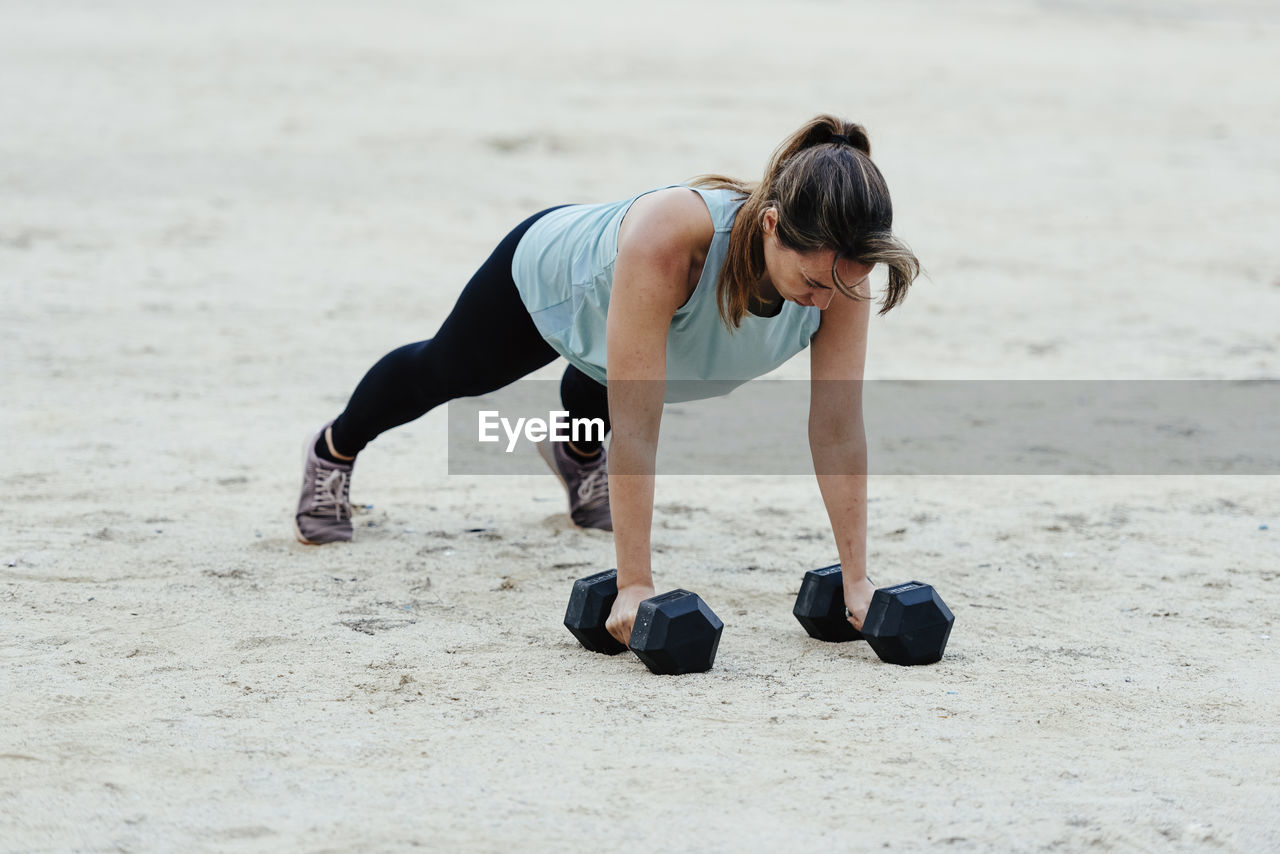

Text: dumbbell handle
xmin=566 ymin=570 xmax=723 ymax=672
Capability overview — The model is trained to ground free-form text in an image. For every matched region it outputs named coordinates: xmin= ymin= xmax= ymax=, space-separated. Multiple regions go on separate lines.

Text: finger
xmin=607 ymin=621 xmax=629 ymax=645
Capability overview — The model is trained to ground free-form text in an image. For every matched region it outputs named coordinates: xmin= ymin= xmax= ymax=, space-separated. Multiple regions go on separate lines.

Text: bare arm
xmin=604 ymin=188 xmax=712 ymax=643
xmin=808 ymin=284 xmax=875 ymax=627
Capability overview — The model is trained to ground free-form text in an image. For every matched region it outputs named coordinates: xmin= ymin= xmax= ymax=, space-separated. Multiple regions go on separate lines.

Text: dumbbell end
xmin=629 ymin=590 xmax=724 ymax=675
xmin=861 ymin=581 xmax=955 ymax=666
xmin=564 ymin=569 xmax=628 ymax=655
xmin=793 ymin=564 xmax=862 ymax=643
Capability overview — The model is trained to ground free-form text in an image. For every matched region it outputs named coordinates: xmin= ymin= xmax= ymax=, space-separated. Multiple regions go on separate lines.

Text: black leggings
xmin=329 ymin=207 xmax=611 ymax=457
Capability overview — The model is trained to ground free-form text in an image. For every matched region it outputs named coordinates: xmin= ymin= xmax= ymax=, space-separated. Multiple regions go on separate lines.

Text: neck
xmin=749 ymin=277 xmax=784 ymax=317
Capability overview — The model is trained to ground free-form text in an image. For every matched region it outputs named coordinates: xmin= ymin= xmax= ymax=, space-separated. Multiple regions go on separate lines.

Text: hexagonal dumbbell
xmin=564 ymin=569 xmax=629 ymax=655
xmin=564 ymin=569 xmax=724 ymax=675
xmin=793 ymin=564 xmax=954 ymax=666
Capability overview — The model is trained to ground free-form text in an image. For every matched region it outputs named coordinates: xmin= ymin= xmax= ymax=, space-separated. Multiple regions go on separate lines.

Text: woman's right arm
xmin=603 ymin=189 xmax=711 ymax=645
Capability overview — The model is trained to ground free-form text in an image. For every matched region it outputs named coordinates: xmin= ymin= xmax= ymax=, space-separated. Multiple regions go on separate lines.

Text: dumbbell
xmin=793 ymin=564 xmax=954 ymax=665
xmin=564 ymin=569 xmax=724 ymax=675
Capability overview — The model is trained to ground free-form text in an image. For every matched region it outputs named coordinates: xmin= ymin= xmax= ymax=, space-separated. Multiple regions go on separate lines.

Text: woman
xmin=294 ymin=114 xmax=920 ymax=644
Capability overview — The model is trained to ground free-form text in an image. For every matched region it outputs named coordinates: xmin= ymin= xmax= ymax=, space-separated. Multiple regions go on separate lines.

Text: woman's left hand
xmin=843 ymin=575 xmax=877 ymax=631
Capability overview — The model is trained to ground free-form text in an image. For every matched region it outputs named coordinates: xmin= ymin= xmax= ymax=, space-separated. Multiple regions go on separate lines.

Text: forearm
xmin=606 ymin=375 xmax=665 ymax=590
xmin=810 ymin=432 xmax=869 ymax=582
xmin=608 ymin=435 xmax=657 ymax=590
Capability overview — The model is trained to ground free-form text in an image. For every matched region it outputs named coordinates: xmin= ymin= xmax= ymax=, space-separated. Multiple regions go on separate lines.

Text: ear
xmin=761 ymin=206 xmax=779 ymax=236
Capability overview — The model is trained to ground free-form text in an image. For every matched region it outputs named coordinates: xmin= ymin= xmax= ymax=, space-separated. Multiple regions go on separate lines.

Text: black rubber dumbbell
xmin=564 ymin=569 xmax=724 ymax=675
xmin=793 ymin=564 xmax=954 ymax=666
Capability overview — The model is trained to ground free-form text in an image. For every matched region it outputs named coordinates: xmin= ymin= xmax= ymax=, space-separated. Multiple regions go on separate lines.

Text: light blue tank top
xmin=511 ymin=185 xmax=821 ymax=403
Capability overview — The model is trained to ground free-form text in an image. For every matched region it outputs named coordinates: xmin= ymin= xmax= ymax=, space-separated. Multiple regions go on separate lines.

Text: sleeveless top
xmin=510 ymin=185 xmax=822 ymax=403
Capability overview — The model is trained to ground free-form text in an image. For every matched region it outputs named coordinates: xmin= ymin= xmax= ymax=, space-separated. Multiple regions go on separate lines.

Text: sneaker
xmin=536 ymin=440 xmax=612 ymax=531
xmin=294 ymin=421 xmax=354 ymax=545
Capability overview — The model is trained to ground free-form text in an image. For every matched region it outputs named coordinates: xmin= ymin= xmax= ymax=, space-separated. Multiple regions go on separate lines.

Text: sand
xmin=3 ymin=1 xmax=1279 ymax=851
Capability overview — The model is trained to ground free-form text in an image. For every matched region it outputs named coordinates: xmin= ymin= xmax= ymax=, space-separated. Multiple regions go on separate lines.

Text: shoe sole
xmin=295 ymin=433 xmax=323 ymax=545
xmin=293 ymin=517 xmax=320 ymax=546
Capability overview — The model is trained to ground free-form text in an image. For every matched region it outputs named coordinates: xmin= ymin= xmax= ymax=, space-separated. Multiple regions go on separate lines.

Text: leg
xmin=296 ymin=207 xmax=565 ymax=545
xmin=559 ymin=364 xmax=610 ymax=459
xmin=329 ymin=207 xmax=565 ymax=457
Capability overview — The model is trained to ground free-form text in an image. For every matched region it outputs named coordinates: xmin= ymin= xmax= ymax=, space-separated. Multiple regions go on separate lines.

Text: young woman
xmin=294 ymin=114 xmax=920 ymax=643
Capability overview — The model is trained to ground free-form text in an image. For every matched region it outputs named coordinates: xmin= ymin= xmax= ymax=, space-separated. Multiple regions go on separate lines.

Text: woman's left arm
xmin=808 ymin=291 xmax=877 ymax=628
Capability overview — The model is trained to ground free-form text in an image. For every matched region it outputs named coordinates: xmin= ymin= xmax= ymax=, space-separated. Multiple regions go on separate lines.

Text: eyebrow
xmin=802 ymin=272 xmax=833 ymax=290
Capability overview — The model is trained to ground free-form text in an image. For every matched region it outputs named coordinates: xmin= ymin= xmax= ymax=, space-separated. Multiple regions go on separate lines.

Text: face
xmin=760 ymin=208 xmax=873 ymax=310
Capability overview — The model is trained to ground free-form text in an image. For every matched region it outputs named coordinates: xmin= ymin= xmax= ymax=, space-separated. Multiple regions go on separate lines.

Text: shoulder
xmin=610 ymin=188 xmax=714 ymax=316
xmin=617 ymin=187 xmax=714 ymax=269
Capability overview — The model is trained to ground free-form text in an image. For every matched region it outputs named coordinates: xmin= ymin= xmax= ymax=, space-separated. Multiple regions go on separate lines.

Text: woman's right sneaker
xmin=294 ymin=421 xmax=354 ymax=545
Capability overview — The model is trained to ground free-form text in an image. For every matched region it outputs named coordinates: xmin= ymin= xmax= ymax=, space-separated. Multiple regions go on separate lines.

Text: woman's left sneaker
xmin=294 ymin=422 xmax=354 ymax=545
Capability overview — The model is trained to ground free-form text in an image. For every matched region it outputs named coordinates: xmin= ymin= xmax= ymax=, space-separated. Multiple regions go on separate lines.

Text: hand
xmin=843 ymin=575 xmax=877 ymax=631
xmin=606 ymin=582 xmax=656 ymax=646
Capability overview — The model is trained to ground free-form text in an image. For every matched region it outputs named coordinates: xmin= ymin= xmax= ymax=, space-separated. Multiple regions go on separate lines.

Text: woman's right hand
xmin=843 ymin=575 xmax=877 ymax=631
xmin=607 ymin=582 xmax=656 ymax=646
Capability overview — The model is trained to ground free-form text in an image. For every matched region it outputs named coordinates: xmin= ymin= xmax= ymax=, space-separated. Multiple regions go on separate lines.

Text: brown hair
xmin=691 ymin=115 xmax=920 ymax=329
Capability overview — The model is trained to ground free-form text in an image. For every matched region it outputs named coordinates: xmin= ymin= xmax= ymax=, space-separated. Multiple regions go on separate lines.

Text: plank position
xmin=294 ymin=114 xmax=920 ymax=643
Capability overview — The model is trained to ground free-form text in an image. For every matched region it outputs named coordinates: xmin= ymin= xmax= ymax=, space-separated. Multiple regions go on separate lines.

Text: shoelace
xmin=313 ymin=467 xmax=352 ymax=520
xmin=575 ymin=465 xmax=609 ymax=509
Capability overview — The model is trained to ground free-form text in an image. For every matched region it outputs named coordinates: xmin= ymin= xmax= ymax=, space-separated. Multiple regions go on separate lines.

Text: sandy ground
xmin=3 ymin=1 xmax=1279 ymax=851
